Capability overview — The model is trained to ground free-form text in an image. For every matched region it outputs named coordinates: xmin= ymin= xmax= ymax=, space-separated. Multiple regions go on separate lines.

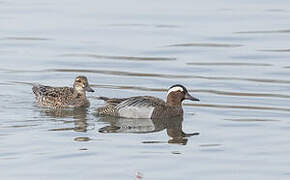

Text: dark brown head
xmin=166 ymin=84 xmax=199 ymax=106
xmin=73 ymin=76 xmax=94 ymax=93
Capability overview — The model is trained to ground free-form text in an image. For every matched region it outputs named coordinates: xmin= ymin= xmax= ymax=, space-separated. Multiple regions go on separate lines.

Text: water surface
xmin=1 ymin=0 xmax=290 ymax=179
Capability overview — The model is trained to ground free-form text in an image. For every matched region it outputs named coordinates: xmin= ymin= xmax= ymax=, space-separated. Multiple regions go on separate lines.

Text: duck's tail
xmin=32 ymin=83 xmax=41 ymax=96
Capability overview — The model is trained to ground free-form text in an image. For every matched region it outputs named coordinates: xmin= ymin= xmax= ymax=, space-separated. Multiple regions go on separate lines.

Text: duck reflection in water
xmin=98 ymin=116 xmax=199 ymax=145
xmin=40 ymin=107 xmax=90 ymax=133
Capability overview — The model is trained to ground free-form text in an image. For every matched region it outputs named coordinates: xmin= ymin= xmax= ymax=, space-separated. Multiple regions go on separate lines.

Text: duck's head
xmin=73 ymin=76 xmax=94 ymax=93
xmin=166 ymin=84 xmax=199 ymax=106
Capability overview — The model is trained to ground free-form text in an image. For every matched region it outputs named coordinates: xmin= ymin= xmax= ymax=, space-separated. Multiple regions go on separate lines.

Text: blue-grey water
xmin=1 ymin=0 xmax=290 ymax=179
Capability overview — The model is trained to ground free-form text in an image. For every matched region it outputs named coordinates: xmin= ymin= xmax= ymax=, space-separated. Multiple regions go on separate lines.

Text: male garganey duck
xmin=96 ymin=84 xmax=199 ymax=119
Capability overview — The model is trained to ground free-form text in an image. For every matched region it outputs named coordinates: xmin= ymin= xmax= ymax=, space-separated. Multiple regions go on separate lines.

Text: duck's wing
xmin=116 ymin=96 xmax=164 ymax=108
xmin=32 ymin=84 xmax=73 ymax=98
xmin=96 ymin=96 xmax=165 ymax=118
xmin=96 ymin=96 xmax=129 ymax=116
xmin=115 ymin=96 xmax=165 ymax=119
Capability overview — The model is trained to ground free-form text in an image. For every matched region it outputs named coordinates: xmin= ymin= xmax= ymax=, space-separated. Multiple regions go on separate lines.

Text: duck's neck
xmin=166 ymin=94 xmax=183 ymax=107
xmin=73 ymin=88 xmax=86 ymax=97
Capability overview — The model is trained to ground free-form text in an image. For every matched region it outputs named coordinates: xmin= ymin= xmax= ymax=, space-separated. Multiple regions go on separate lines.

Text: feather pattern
xmin=33 ymin=84 xmax=89 ymax=108
xmin=96 ymin=84 xmax=199 ymax=119
xmin=96 ymin=96 xmax=179 ymax=119
xmin=32 ymin=76 xmax=93 ymax=108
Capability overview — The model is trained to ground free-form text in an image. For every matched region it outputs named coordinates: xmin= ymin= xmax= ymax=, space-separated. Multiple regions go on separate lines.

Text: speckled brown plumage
xmin=32 ymin=76 xmax=94 ymax=108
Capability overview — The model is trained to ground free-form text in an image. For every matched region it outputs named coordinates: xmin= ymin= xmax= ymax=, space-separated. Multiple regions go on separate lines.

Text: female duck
xmin=32 ymin=76 xmax=94 ymax=108
xmin=96 ymin=84 xmax=199 ymax=119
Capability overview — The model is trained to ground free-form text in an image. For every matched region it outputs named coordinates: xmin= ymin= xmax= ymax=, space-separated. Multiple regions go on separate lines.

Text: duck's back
xmin=32 ymin=84 xmax=74 ymax=107
xmin=97 ymin=96 xmax=166 ymax=119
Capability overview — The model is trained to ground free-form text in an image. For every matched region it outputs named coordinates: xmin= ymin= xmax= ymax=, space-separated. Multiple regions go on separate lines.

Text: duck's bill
xmin=86 ymin=86 xmax=95 ymax=92
xmin=185 ymin=93 xmax=199 ymax=101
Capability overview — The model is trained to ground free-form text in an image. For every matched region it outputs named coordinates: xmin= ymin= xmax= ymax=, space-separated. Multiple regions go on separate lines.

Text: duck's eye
xmin=76 ymin=80 xmax=82 ymax=83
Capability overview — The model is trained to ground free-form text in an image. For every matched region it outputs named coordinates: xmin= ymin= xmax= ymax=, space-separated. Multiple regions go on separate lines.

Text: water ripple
xmin=224 ymin=118 xmax=280 ymax=122
xmin=265 ymin=9 xmax=287 ymax=12
xmin=2 ymin=124 xmax=39 ymax=128
xmin=166 ymin=43 xmax=243 ymax=47
xmin=258 ymin=49 xmax=290 ymax=52
xmin=0 ymin=82 xmax=14 ymax=86
xmin=200 ymin=144 xmax=222 ymax=147
xmin=1 ymin=37 xmax=52 ymax=41
xmin=186 ymin=103 xmax=290 ymax=112
xmin=51 ymin=69 xmax=290 ymax=84
xmin=90 ymin=84 xmax=164 ymax=92
xmin=187 ymin=62 xmax=272 ymax=67
xmin=192 ymin=89 xmax=290 ymax=98
xmin=47 ymin=69 xmax=290 ymax=84
xmin=90 ymin=84 xmax=290 ymax=99
xmin=60 ymin=53 xmax=176 ymax=61
xmin=232 ymin=54 xmax=285 ymax=60
xmin=235 ymin=29 xmax=290 ymax=34
xmin=5 ymin=68 xmax=290 ymax=85
xmin=107 ymin=23 xmax=179 ymax=28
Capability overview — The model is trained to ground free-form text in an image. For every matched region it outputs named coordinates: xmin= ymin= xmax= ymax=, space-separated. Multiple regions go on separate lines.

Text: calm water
xmin=1 ymin=0 xmax=290 ymax=179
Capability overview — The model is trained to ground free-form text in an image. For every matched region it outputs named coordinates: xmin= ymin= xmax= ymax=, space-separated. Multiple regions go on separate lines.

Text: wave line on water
xmin=187 ymin=62 xmax=272 ymax=67
xmin=224 ymin=118 xmax=280 ymax=122
xmin=4 ymin=68 xmax=290 ymax=85
xmin=1 ymin=37 xmax=52 ymax=41
xmin=186 ymin=103 xmax=290 ymax=113
xmin=60 ymin=53 xmax=176 ymax=61
xmin=166 ymin=42 xmax=243 ymax=47
xmin=235 ymin=29 xmax=290 ymax=34
xmin=91 ymin=84 xmax=164 ymax=92
xmin=90 ymin=84 xmax=290 ymax=99
xmin=191 ymin=89 xmax=290 ymax=98
xmin=48 ymin=69 xmax=290 ymax=84
xmin=106 ymin=23 xmax=180 ymax=28
xmin=258 ymin=49 xmax=290 ymax=52
xmin=8 ymin=81 xmax=34 ymax=86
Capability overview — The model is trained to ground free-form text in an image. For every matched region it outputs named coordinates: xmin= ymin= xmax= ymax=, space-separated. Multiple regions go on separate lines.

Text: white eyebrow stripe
xmin=167 ymin=86 xmax=183 ymax=95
